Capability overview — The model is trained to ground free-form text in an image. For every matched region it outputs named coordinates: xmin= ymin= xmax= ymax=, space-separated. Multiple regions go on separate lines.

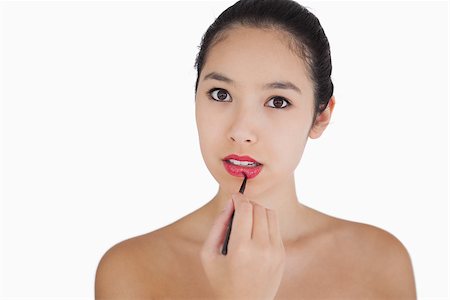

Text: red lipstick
xmin=222 ymin=154 xmax=263 ymax=179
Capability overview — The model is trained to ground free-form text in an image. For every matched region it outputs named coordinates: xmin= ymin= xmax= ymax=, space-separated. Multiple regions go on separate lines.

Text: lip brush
xmin=221 ymin=172 xmax=247 ymax=255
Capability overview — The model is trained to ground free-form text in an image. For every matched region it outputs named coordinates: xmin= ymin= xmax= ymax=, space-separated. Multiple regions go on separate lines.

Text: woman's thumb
xmin=201 ymin=199 xmax=234 ymax=257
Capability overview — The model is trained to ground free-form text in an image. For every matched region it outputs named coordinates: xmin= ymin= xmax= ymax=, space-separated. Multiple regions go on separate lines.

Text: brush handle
xmin=221 ymin=174 xmax=246 ymax=255
xmin=221 ymin=209 xmax=235 ymax=255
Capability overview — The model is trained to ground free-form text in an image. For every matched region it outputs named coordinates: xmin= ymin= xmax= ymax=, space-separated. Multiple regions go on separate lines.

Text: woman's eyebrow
xmin=202 ymin=71 xmax=302 ymax=95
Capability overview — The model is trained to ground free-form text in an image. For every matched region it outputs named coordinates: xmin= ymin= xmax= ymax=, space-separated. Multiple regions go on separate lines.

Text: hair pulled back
xmin=194 ymin=0 xmax=334 ymax=125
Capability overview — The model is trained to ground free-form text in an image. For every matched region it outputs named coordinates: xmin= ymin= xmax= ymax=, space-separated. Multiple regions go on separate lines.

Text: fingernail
xmin=231 ymin=194 xmax=240 ymax=207
xmin=222 ymin=198 xmax=233 ymax=212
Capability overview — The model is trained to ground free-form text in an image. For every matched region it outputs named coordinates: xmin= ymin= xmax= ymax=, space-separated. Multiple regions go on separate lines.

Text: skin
xmin=95 ymin=26 xmax=416 ymax=299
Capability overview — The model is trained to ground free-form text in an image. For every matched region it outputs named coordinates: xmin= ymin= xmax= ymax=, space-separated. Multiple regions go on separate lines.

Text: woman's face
xmin=195 ymin=26 xmax=317 ymax=194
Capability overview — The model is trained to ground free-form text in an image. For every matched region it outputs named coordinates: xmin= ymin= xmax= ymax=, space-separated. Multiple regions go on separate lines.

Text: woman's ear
xmin=309 ymin=96 xmax=336 ymax=139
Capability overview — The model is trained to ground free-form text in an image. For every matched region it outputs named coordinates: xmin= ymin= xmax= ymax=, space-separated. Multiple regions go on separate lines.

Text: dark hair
xmin=194 ymin=0 xmax=333 ymax=127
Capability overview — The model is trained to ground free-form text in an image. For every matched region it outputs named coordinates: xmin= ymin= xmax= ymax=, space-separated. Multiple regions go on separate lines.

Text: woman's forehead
xmin=201 ymin=27 xmax=312 ymax=92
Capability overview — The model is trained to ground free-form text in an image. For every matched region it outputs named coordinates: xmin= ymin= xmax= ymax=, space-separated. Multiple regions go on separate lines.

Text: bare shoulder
xmin=94 ymin=229 xmax=171 ymax=299
xmin=333 ymin=218 xmax=417 ymax=299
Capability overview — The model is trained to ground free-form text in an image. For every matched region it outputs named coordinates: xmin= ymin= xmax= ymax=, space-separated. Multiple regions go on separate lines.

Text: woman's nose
xmin=228 ymin=107 xmax=258 ymax=144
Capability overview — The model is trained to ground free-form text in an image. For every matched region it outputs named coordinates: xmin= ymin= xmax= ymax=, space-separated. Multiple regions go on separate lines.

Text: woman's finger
xmin=201 ymin=199 xmax=234 ymax=256
xmin=251 ymin=201 xmax=269 ymax=242
xmin=267 ymin=208 xmax=282 ymax=246
xmin=228 ymin=193 xmax=253 ymax=245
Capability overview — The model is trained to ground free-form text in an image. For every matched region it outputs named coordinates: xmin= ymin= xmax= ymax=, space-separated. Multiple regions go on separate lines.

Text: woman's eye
xmin=208 ymin=88 xmax=231 ymax=102
xmin=266 ymin=96 xmax=291 ymax=109
xmin=207 ymin=88 xmax=291 ymax=109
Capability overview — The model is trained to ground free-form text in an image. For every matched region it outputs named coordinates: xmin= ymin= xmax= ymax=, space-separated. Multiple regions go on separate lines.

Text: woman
xmin=95 ymin=0 xmax=416 ymax=298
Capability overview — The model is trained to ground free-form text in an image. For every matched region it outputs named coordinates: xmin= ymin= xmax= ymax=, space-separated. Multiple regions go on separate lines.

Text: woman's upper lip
xmin=223 ymin=154 xmax=263 ymax=165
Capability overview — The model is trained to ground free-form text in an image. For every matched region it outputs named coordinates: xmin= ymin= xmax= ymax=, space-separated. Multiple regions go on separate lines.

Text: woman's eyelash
xmin=206 ymin=87 xmax=292 ymax=109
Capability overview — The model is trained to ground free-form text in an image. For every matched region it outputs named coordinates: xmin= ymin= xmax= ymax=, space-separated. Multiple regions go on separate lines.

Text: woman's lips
xmin=222 ymin=160 xmax=263 ymax=179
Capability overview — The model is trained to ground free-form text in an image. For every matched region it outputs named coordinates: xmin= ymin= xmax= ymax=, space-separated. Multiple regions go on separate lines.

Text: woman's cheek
xmin=276 ymin=124 xmax=307 ymax=170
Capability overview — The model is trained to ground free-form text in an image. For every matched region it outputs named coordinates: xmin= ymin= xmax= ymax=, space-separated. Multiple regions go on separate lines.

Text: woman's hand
xmin=200 ymin=192 xmax=286 ymax=300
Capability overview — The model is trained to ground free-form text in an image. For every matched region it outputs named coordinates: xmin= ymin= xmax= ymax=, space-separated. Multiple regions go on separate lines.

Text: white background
xmin=1 ymin=1 xmax=448 ymax=299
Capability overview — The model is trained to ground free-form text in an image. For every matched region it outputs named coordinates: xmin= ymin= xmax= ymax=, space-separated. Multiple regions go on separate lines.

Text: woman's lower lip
xmin=222 ymin=160 xmax=263 ymax=179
